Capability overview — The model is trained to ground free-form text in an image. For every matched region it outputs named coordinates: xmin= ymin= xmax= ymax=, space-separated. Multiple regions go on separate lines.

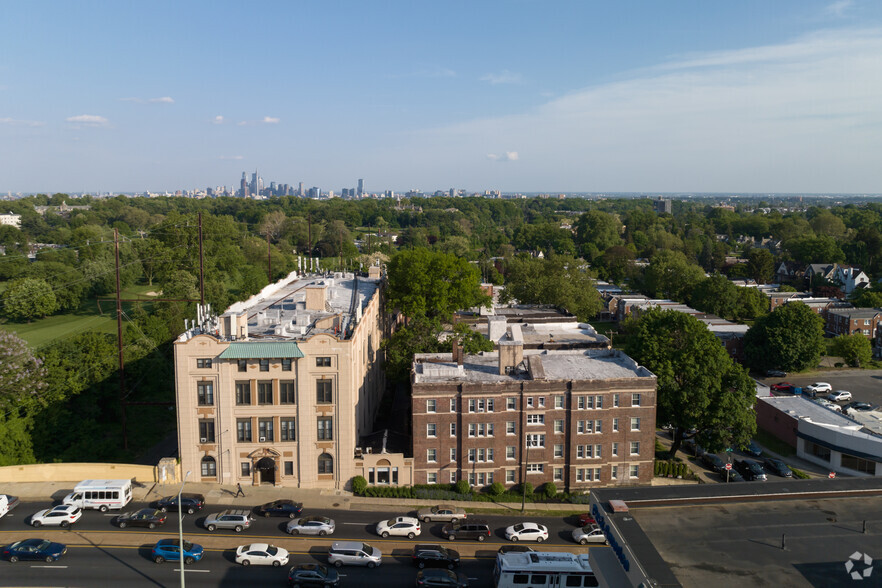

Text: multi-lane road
xmin=0 ymin=499 xmax=592 ymax=587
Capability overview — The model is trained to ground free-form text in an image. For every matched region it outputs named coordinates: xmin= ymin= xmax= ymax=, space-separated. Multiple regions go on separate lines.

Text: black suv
xmin=287 ymin=563 xmax=339 ymax=587
xmin=441 ymin=520 xmax=491 ymax=542
xmin=416 ymin=569 xmax=470 ymax=587
xmin=256 ymin=499 xmax=303 ymax=519
xmin=412 ymin=544 xmax=460 ymax=569
xmin=154 ymin=493 xmax=205 ymax=515
xmin=734 ymin=459 xmax=767 ymax=481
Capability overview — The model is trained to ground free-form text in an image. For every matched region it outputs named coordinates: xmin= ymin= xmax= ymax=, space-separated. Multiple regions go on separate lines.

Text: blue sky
xmin=2 ymin=0 xmax=882 ymax=194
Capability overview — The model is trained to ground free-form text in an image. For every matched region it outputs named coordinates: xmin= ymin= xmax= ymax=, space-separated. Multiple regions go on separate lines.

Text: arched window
xmin=318 ymin=453 xmax=333 ymax=474
xmin=201 ymin=456 xmax=217 ymax=477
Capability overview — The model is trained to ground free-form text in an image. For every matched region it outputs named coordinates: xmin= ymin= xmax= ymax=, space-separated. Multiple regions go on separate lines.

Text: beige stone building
xmin=173 ymin=268 xmax=393 ymax=489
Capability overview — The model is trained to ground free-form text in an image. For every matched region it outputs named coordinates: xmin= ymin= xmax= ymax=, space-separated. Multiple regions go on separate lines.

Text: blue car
xmin=256 ymin=499 xmax=303 ymax=519
xmin=3 ymin=538 xmax=67 ymax=563
xmin=151 ymin=539 xmax=204 ymax=564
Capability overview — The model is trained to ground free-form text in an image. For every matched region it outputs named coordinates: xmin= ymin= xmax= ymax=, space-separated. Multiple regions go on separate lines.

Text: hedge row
xmin=654 ymin=460 xmax=692 ymax=479
xmin=352 ymin=477 xmax=591 ymax=504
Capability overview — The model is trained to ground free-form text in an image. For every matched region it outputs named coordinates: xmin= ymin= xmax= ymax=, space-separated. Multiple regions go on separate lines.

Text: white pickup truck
xmin=0 ymin=494 xmax=20 ymax=519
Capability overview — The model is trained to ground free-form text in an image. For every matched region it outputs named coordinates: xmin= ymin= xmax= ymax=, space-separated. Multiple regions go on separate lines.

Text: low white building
xmin=0 ymin=212 xmax=21 ymax=228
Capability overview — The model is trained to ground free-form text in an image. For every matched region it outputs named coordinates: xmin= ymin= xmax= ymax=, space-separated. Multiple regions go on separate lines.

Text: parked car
xmin=504 ymin=522 xmax=549 ymax=543
xmin=806 ymin=382 xmax=833 ymax=394
xmin=701 ymin=453 xmax=726 ymax=473
xmin=719 ymin=468 xmax=744 ymax=482
xmin=441 ymin=520 xmax=491 ymax=542
xmin=734 ymin=459 xmax=767 ymax=481
xmin=845 ymin=401 xmax=874 ymax=413
xmin=287 ymin=516 xmax=335 ymax=536
xmin=288 ymin=563 xmax=340 ymax=587
xmin=577 ymin=513 xmax=596 ymax=526
xmin=770 ymin=382 xmax=793 ymax=392
xmin=763 ymin=457 xmax=793 ymax=477
xmin=572 ymin=524 xmax=607 ymax=545
xmin=327 ymin=541 xmax=382 ymax=568
xmin=766 ymin=369 xmax=787 ymax=378
xmin=151 ymin=538 xmax=204 ymax=564
xmin=411 ymin=544 xmax=460 ymax=569
xmin=827 ymin=390 xmax=853 ymax=403
xmin=3 ymin=539 xmax=67 ymax=563
xmin=743 ymin=440 xmax=763 ymax=457
xmin=204 ymin=509 xmax=253 ymax=532
xmin=417 ymin=505 xmax=467 ymax=523
xmin=256 ymin=499 xmax=303 ymax=519
xmin=30 ymin=505 xmax=82 ymax=528
xmin=376 ymin=516 xmax=421 ymax=538
xmin=235 ymin=543 xmax=289 ymax=566
xmin=116 ymin=508 xmax=166 ymax=529
xmin=814 ymin=398 xmax=842 ymax=412
xmin=497 ymin=545 xmax=534 ymax=555
xmin=416 ymin=569 xmax=470 ymax=588
xmin=154 ymin=493 xmax=205 ymax=515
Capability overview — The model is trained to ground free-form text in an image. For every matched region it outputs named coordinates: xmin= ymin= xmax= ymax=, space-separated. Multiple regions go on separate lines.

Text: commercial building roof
xmin=217 ymin=342 xmax=304 ymax=359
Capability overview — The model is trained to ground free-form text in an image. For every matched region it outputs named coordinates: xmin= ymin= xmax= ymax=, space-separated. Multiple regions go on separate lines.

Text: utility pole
xmin=114 ymin=228 xmax=127 ymax=450
xmin=198 ymin=212 xmax=204 ymax=306
xmin=267 ymin=232 xmax=272 ymax=281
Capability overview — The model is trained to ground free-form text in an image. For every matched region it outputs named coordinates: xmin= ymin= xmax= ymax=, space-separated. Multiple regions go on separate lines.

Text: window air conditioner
xmin=200 ymin=438 xmax=207 ymax=443
xmin=259 ymin=436 xmax=267 ymax=443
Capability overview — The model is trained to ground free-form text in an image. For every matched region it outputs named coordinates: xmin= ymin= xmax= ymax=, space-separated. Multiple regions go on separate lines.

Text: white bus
xmin=494 ymin=551 xmax=599 ymax=588
xmin=63 ymin=479 xmax=133 ymax=512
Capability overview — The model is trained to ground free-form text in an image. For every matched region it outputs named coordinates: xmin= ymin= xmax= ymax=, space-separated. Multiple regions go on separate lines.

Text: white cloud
xmin=148 ymin=96 xmax=174 ymax=104
xmin=262 ymin=116 xmax=280 ymax=124
xmin=480 ymin=70 xmax=523 ymax=84
xmin=213 ymin=115 xmax=224 ymax=124
xmin=826 ymin=0 xmax=853 ymax=17
xmin=487 ymin=151 xmax=519 ymax=162
xmin=66 ymin=114 xmax=109 ymax=125
xmin=416 ymin=28 xmax=882 ymax=192
xmin=0 ymin=117 xmax=45 ymax=127
xmin=218 ymin=155 xmax=244 ymax=160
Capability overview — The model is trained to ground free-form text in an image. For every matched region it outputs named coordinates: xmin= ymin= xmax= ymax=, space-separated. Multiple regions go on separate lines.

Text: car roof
xmin=243 ymin=543 xmax=270 ymax=551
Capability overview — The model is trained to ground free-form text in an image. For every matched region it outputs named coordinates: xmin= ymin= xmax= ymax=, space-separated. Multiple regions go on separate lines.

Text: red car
xmin=577 ymin=513 xmax=596 ymax=526
xmin=770 ymin=382 xmax=793 ymax=392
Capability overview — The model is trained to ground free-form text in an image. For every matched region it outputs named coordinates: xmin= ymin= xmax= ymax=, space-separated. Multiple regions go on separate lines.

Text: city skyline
xmin=2 ymin=1 xmax=882 ymax=194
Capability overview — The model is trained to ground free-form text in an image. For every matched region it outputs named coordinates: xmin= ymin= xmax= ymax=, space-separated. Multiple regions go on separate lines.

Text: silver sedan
xmin=416 ymin=505 xmax=467 ymax=523
xmin=286 ymin=516 xmax=335 ymax=536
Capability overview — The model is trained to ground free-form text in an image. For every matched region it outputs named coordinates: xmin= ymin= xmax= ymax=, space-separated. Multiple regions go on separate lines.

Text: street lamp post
xmin=521 ymin=435 xmax=532 ymax=513
xmin=178 ymin=470 xmax=191 ymax=588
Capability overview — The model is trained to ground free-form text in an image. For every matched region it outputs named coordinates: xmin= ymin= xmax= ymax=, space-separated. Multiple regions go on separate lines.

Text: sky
xmin=2 ymin=0 xmax=882 ymax=194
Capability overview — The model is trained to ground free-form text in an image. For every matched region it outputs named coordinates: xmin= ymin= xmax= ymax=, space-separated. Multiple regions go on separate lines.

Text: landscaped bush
xmin=790 ymin=467 xmax=810 ymax=479
xmin=541 ymin=482 xmax=557 ymax=499
xmin=454 ymin=479 xmax=470 ymax=495
xmin=351 ymin=475 xmax=367 ymax=495
xmin=488 ymin=482 xmax=505 ymax=496
xmin=655 ymin=459 xmax=695 ymax=480
xmin=520 ymin=482 xmax=534 ymax=497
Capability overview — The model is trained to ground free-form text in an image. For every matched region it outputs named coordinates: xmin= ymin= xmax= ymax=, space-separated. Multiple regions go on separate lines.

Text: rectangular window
xmin=258 ymin=418 xmax=274 ymax=442
xmin=196 ymin=358 xmax=212 ymax=369
xmin=630 ymin=441 xmax=640 ymax=455
xmin=630 ymin=464 xmax=640 ymax=478
xmin=596 ymin=395 xmax=603 ymax=409
xmin=426 ymin=399 xmax=436 ymax=413
xmin=577 ymin=420 xmax=585 ymax=434
xmin=197 ymin=381 xmax=214 ymax=406
xmin=450 ymin=470 xmax=457 ymax=483
xmin=488 ymin=423 xmax=495 ymax=437
xmin=554 ymin=467 xmax=563 ymax=481
xmin=468 ymin=472 xmax=475 ymax=485
xmin=506 ymin=446 xmax=516 ymax=460
xmin=259 ymin=359 xmax=269 ymax=372
xmin=594 ymin=468 xmax=602 ymax=482
xmin=468 ymin=399 xmax=476 ymax=412
xmin=450 ymin=448 xmax=457 ymax=462
xmin=612 ymin=442 xmax=619 ymax=457
xmin=449 ymin=398 xmax=457 ymax=412
xmin=554 ymin=395 xmax=564 ymax=409
xmin=316 ymin=379 xmax=333 ymax=403
xmin=237 ymin=419 xmax=252 ymax=442
xmin=487 ymin=399 xmax=494 ymax=412
xmin=468 ymin=448 xmax=476 ymax=463
xmin=280 ymin=417 xmax=296 ymax=441
xmin=477 ymin=448 xmax=485 ymax=462
xmin=258 ymin=381 xmax=273 ymax=405
xmin=427 ymin=423 xmax=437 ymax=437
xmin=198 ymin=420 xmax=215 ymax=443
xmin=577 ymin=445 xmax=585 ymax=459
xmin=596 ymin=420 xmax=602 ymax=434
xmin=527 ymin=414 xmax=545 ymax=425
xmin=506 ymin=421 xmax=516 ymax=435
xmin=450 ymin=423 xmax=457 ymax=436
xmin=613 ymin=393 xmax=620 ymax=407
xmin=427 ymin=472 xmax=437 ymax=484
xmin=238 ymin=359 xmax=247 ymax=372
xmin=281 ymin=358 xmax=292 ymax=371
xmin=554 ymin=444 xmax=564 ymax=458
xmin=526 ymin=397 xmax=534 ymax=408
xmin=576 ymin=468 xmax=585 ymax=482
xmin=279 ymin=381 xmax=295 ymax=404
xmin=554 ymin=419 xmax=564 ymax=434
xmin=611 ymin=465 xmax=618 ymax=479
xmin=631 ymin=417 xmax=641 ymax=431
xmin=468 ymin=423 xmax=476 ymax=437
xmin=841 ymin=453 xmax=876 ymax=474
xmin=506 ymin=469 xmax=516 ymax=483
xmin=316 ymin=357 xmax=331 ymax=367
xmin=807 ymin=441 xmax=831 ymax=462
xmin=587 ymin=396 xmax=594 ymax=409
xmin=241 ymin=462 xmax=251 ymax=477
xmin=595 ymin=444 xmax=602 ymax=459
xmin=578 ymin=396 xmax=585 ymax=409
xmin=632 ymin=393 xmax=641 ymax=407
xmin=527 ymin=463 xmax=544 ymax=473
xmin=427 ymin=449 xmax=437 ymax=463
xmin=284 ymin=461 xmax=294 ymax=476
xmin=507 ymin=397 xmax=516 ymax=411
xmin=317 ymin=417 xmax=333 ymax=440
xmin=526 ymin=434 xmax=545 ymax=448
xmin=235 ymin=381 xmax=251 ymax=405
xmin=612 ymin=418 xmax=619 ymax=432
xmin=538 ymin=396 xmax=545 ymax=408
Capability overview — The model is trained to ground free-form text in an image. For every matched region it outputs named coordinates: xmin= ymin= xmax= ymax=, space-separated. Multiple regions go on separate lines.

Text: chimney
xmin=488 ymin=315 xmax=507 ymax=342
xmin=305 ymin=284 xmax=328 ymax=311
xmin=452 ymin=341 xmax=464 ymax=366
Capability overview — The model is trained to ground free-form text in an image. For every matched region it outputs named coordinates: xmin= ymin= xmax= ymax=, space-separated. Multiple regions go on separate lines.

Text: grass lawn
xmin=0 ymin=285 xmax=159 ymax=348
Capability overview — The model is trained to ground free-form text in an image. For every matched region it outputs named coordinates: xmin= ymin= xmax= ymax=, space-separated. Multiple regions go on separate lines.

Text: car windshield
xmin=361 ymin=543 xmax=372 ymax=553
xmin=581 ymin=526 xmax=594 ymax=533
xmin=513 ymin=523 xmax=525 ymax=532
xmin=386 ymin=519 xmax=397 ymax=526
xmin=266 ymin=546 xmax=278 ymax=556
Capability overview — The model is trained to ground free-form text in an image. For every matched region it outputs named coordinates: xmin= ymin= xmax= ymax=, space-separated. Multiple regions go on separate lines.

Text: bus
xmin=63 ymin=479 xmax=133 ymax=512
xmin=494 ymin=551 xmax=599 ymax=588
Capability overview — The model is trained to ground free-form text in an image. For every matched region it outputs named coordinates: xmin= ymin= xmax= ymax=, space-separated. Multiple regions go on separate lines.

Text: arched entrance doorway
xmin=256 ymin=457 xmax=275 ymax=485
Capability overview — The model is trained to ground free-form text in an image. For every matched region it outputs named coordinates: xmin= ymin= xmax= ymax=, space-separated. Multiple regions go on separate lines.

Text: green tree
xmin=381 ymin=317 xmax=444 ymax=382
xmin=625 ymin=309 xmax=756 ymax=455
xmin=743 ymin=302 xmax=825 ymax=372
xmin=386 ymin=248 xmax=489 ymax=321
xmin=689 ymin=275 xmax=739 ymax=319
xmin=639 ymin=250 xmax=706 ymax=301
xmin=746 ymin=249 xmax=775 ymax=284
xmin=501 ymin=252 xmax=601 ymax=321
xmin=574 ymin=210 xmax=623 ymax=257
xmin=831 ymin=334 xmax=873 ymax=367
xmin=851 ymin=289 xmax=882 ymax=308
xmin=1 ymin=277 xmax=57 ymax=322
xmin=0 ymin=332 xmax=48 ymax=465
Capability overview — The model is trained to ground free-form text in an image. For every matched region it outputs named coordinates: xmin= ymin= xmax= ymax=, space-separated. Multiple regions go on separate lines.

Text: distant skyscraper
xmin=251 ymin=170 xmax=259 ymax=196
xmin=298 ymin=182 xmax=304 ymax=197
xmin=240 ymin=172 xmax=248 ymax=198
xmin=357 ymin=178 xmax=364 ymax=196
xmin=652 ymin=197 xmax=672 ymax=214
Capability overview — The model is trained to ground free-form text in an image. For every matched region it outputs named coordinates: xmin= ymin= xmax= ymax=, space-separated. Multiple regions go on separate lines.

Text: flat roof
xmin=759 ymin=395 xmax=861 ymax=428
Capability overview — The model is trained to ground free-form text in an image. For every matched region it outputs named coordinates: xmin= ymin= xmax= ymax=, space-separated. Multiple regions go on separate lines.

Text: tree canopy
xmin=500 ymin=252 xmax=601 ymax=321
xmin=1 ymin=277 xmax=57 ymax=322
xmin=743 ymin=302 xmax=825 ymax=372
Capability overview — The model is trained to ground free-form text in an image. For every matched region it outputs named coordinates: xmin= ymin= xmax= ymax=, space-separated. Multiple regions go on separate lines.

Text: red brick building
xmin=825 ymin=308 xmax=882 ymax=338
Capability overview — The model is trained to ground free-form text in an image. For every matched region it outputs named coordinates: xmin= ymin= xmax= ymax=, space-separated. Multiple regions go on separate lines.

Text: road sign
xmin=829 ymin=472 xmax=836 ymax=479
xmin=725 ymin=463 xmax=732 ymax=471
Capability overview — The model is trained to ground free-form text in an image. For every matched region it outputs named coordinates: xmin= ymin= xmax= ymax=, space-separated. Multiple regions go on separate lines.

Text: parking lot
xmin=759 ymin=368 xmax=882 ymax=407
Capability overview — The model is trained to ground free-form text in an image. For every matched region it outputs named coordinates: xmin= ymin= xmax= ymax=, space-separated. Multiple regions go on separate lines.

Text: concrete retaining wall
xmin=0 ymin=463 xmax=160 ymax=484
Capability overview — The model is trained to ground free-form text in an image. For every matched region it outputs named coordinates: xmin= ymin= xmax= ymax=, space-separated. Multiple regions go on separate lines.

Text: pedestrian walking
xmin=235 ymin=483 xmax=245 ymax=498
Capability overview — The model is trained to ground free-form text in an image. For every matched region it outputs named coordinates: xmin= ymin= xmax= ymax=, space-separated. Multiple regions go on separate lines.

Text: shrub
xmin=488 ymin=482 xmax=505 ymax=496
xmin=454 ymin=479 xmax=471 ymax=495
xmin=520 ymin=482 xmax=534 ymax=497
xmin=790 ymin=467 xmax=810 ymax=480
xmin=541 ymin=482 xmax=557 ymax=499
xmin=351 ymin=475 xmax=367 ymax=495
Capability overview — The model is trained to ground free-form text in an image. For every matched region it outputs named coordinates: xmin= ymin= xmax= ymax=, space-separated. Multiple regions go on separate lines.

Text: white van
xmin=63 ymin=479 xmax=133 ymax=512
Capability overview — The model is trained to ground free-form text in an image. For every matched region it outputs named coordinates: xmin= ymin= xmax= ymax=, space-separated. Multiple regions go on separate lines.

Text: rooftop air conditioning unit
xmin=200 ymin=438 xmax=207 ymax=443
xmin=259 ymin=437 xmax=267 ymax=443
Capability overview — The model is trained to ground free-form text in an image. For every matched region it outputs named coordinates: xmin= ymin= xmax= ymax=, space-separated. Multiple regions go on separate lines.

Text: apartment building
xmin=411 ymin=330 xmax=657 ymax=492
xmin=173 ymin=268 xmax=389 ymax=489
xmin=825 ymin=307 xmax=882 ymax=339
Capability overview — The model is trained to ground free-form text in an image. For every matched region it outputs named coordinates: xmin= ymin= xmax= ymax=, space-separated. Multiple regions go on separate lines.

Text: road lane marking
xmin=342 ymin=522 xmax=365 ymax=525
xmin=30 ymin=565 xmax=68 ymax=568
xmin=173 ymin=568 xmax=210 ymax=573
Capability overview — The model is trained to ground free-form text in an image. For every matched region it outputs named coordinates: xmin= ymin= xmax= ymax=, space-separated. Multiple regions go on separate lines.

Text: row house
xmin=411 ymin=334 xmax=657 ymax=492
xmin=825 ymin=308 xmax=882 ymax=339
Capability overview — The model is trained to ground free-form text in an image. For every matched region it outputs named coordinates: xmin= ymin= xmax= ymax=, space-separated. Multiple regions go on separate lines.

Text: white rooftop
xmin=759 ymin=396 xmax=862 ymax=429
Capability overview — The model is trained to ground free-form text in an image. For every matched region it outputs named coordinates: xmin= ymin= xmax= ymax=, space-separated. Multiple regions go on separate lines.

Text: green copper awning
xmin=217 ymin=342 xmax=304 ymax=359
